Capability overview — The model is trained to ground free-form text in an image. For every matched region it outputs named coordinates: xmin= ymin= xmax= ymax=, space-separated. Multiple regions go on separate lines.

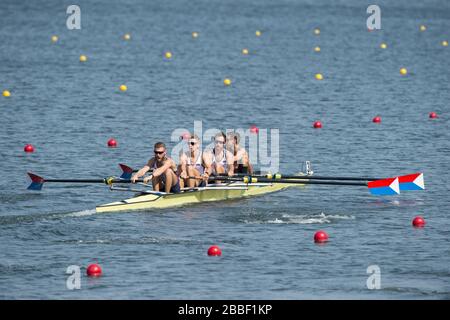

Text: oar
xmin=27 ymin=173 xmax=148 ymax=190
xmin=119 ymin=164 xmax=424 ymax=193
xmin=119 ymin=163 xmax=155 ymax=179
xmin=219 ymin=172 xmax=424 ymax=192
xmin=208 ymin=175 xmax=402 ymax=195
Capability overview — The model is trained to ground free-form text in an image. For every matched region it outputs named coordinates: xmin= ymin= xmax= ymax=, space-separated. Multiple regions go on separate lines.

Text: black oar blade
xmin=28 ymin=172 xmax=44 ymax=190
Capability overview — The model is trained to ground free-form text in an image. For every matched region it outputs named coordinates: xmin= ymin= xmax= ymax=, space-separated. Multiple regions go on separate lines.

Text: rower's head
xmin=226 ymin=132 xmax=240 ymax=146
xmin=214 ymin=132 xmax=226 ymax=151
xmin=188 ymin=134 xmax=200 ymax=152
xmin=153 ymin=142 xmax=166 ymax=160
xmin=226 ymin=132 xmax=237 ymax=153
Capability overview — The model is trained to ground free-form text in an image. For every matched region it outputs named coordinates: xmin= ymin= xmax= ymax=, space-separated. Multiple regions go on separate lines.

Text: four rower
xmin=132 ymin=132 xmax=251 ymax=192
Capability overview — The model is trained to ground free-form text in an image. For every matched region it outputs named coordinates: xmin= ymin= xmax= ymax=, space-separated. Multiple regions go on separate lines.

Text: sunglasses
xmin=154 ymin=150 xmax=165 ymax=155
xmin=215 ymin=140 xmax=225 ymax=144
xmin=189 ymin=140 xmax=198 ymax=146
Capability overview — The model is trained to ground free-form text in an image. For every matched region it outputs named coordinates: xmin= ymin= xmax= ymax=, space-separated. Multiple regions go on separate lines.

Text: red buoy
xmin=313 ymin=121 xmax=322 ymax=129
xmin=412 ymin=216 xmax=426 ymax=228
xmin=314 ymin=230 xmax=329 ymax=243
xmin=107 ymin=138 xmax=117 ymax=148
xmin=207 ymin=245 xmax=222 ymax=256
xmin=86 ymin=263 xmax=102 ymax=277
xmin=372 ymin=116 xmax=381 ymax=123
xmin=24 ymin=144 xmax=35 ymax=153
xmin=180 ymin=132 xmax=191 ymax=141
xmin=429 ymin=112 xmax=438 ymax=119
xmin=250 ymin=125 xmax=259 ymax=134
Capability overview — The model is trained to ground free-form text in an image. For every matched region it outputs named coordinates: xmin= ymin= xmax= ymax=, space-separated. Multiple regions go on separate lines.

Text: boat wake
xmin=244 ymin=212 xmax=355 ymax=225
xmin=65 ymin=209 xmax=97 ymax=217
xmin=0 ymin=209 xmax=97 ymax=226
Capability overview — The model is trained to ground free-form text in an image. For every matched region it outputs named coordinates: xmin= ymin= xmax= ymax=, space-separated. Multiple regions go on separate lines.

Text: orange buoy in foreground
xmin=207 ymin=245 xmax=222 ymax=256
xmin=412 ymin=216 xmax=426 ymax=228
xmin=314 ymin=230 xmax=329 ymax=243
xmin=107 ymin=138 xmax=117 ymax=148
xmin=86 ymin=264 xmax=102 ymax=277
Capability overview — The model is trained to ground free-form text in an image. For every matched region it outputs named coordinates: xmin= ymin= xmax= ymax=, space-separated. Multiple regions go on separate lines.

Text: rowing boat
xmin=26 ymin=163 xmax=425 ymax=213
xmin=95 ymin=181 xmax=304 ymax=213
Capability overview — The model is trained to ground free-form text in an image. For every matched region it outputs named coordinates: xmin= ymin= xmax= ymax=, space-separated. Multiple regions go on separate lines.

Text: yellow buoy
xmin=242 ymin=48 xmax=249 ymax=55
xmin=165 ymin=51 xmax=172 ymax=59
xmin=442 ymin=40 xmax=448 ymax=47
xmin=255 ymin=30 xmax=262 ymax=37
xmin=380 ymin=43 xmax=387 ymax=49
xmin=400 ymin=68 xmax=408 ymax=75
xmin=315 ymin=73 xmax=323 ymax=80
xmin=79 ymin=55 xmax=87 ymax=62
xmin=223 ymin=78 xmax=232 ymax=86
xmin=314 ymin=46 xmax=321 ymax=52
xmin=420 ymin=25 xmax=426 ymax=32
xmin=3 ymin=90 xmax=11 ymax=97
xmin=192 ymin=32 xmax=199 ymax=38
xmin=123 ymin=33 xmax=131 ymax=41
xmin=314 ymin=28 xmax=320 ymax=35
xmin=119 ymin=85 xmax=128 ymax=92
xmin=51 ymin=35 xmax=58 ymax=43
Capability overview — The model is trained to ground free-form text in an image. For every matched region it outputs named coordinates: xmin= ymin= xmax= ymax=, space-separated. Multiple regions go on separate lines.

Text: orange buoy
xmin=412 ymin=216 xmax=426 ymax=228
xmin=313 ymin=121 xmax=322 ymax=129
xmin=180 ymin=132 xmax=191 ymax=141
xmin=429 ymin=112 xmax=438 ymax=119
xmin=207 ymin=245 xmax=222 ymax=256
xmin=107 ymin=138 xmax=117 ymax=148
xmin=314 ymin=230 xmax=329 ymax=243
xmin=86 ymin=264 xmax=102 ymax=277
xmin=24 ymin=144 xmax=35 ymax=153
xmin=250 ymin=125 xmax=259 ymax=134
xmin=372 ymin=116 xmax=381 ymax=123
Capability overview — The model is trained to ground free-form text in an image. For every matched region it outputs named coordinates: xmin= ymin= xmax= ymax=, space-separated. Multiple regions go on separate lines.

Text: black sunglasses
xmin=154 ymin=150 xmax=165 ymax=155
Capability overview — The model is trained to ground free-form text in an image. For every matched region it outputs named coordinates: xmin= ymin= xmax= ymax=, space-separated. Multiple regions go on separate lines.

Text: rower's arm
xmin=131 ymin=164 xmax=151 ymax=182
xmin=202 ymin=152 xmax=213 ymax=176
xmin=226 ymin=151 xmax=235 ymax=176
xmin=179 ymin=153 xmax=188 ymax=178
xmin=152 ymin=159 xmax=175 ymax=177
xmin=243 ymin=150 xmax=254 ymax=175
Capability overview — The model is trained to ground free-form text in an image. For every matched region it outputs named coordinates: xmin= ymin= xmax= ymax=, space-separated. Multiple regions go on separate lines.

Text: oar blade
xmin=119 ymin=163 xmax=134 ymax=179
xmin=368 ymin=177 xmax=400 ymax=195
xmin=27 ymin=172 xmax=44 ymax=190
xmin=398 ymin=173 xmax=424 ymax=191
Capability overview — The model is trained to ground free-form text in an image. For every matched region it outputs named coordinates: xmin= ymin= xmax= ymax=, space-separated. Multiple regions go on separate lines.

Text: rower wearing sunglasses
xmin=131 ymin=142 xmax=181 ymax=193
xmin=179 ymin=134 xmax=211 ymax=188
xmin=226 ymin=132 xmax=253 ymax=174
xmin=204 ymin=132 xmax=234 ymax=177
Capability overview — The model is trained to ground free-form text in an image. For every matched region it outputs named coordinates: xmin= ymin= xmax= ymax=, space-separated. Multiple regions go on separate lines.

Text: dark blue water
xmin=1 ymin=0 xmax=449 ymax=299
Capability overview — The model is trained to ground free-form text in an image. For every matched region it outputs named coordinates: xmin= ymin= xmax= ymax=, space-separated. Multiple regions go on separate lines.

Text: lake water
xmin=0 ymin=0 xmax=449 ymax=299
